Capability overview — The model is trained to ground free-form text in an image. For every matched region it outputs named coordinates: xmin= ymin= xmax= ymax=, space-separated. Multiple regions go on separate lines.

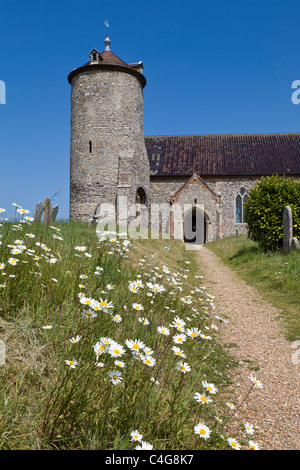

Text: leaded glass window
xmin=235 ymin=188 xmax=248 ymax=223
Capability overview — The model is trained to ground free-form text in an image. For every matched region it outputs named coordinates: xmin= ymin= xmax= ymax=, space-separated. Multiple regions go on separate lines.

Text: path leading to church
xmin=198 ymin=246 xmax=299 ymax=450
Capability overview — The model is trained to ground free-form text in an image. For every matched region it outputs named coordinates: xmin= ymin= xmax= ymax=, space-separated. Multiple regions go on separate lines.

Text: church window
xmin=235 ymin=187 xmax=248 ymax=223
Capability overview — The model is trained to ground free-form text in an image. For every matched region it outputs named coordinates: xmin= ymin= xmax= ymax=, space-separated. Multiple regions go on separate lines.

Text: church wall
xmin=149 ymin=176 xmax=259 ymax=240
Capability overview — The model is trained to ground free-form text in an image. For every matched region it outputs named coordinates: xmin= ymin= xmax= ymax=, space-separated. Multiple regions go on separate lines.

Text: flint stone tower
xmin=68 ymin=35 xmax=150 ymax=223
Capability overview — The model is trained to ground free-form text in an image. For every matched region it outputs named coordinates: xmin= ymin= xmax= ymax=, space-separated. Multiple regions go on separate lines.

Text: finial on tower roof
xmin=104 ymin=20 xmax=111 ymax=50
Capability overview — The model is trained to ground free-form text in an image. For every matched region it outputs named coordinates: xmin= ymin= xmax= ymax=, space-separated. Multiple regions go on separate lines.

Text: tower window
xmin=235 ymin=188 xmax=248 ymax=223
xmin=92 ymin=52 xmax=97 ymax=61
xmin=89 ymin=141 xmax=92 ymax=153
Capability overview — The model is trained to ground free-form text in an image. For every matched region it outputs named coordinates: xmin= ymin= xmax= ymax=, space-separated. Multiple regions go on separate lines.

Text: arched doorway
xmin=135 ymin=187 xmax=147 ymax=230
xmin=136 ymin=187 xmax=147 ymax=205
xmin=183 ymin=206 xmax=208 ymax=245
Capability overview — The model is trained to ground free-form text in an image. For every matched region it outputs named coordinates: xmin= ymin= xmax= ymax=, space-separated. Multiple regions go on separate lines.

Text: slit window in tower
xmin=89 ymin=141 xmax=92 ymax=153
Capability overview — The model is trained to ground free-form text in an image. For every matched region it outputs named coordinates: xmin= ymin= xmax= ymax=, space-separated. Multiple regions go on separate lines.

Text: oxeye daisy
xmin=99 ymin=298 xmax=113 ymax=310
xmin=144 ymin=346 xmax=154 ymax=355
xmin=132 ymin=303 xmax=144 ymax=311
xmin=142 ymin=355 xmax=156 ymax=367
xmin=65 ymin=359 xmax=78 ymax=369
xmin=69 ymin=335 xmax=82 ymax=343
xmin=157 ymin=326 xmax=170 ymax=336
xmin=111 ymin=314 xmax=122 ymax=323
xmin=135 ymin=441 xmax=153 ymax=450
xmin=200 ymin=333 xmax=212 ymax=340
xmin=176 ymin=361 xmax=191 ymax=374
xmin=109 ymin=369 xmax=123 ymax=385
xmin=171 ymin=346 xmax=186 ymax=358
xmin=80 ymin=297 xmax=94 ymax=306
xmin=227 ymin=437 xmax=241 ymax=450
xmin=186 ymin=327 xmax=201 ymax=339
xmin=108 ymin=343 xmax=125 ymax=358
xmin=202 ymin=380 xmax=218 ymax=394
xmin=100 ymin=337 xmax=113 ymax=347
xmin=130 ymin=430 xmax=143 ymax=442
xmin=249 ymin=440 xmax=260 ymax=450
xmin=114 ymin=360 xmax=125 ymax=368
xmin=81 ymin=309 xmax=97 ymax=318
xmin=95 ymin=362 xmax=105 ymax=368
xmin=194 ymin=422 xmax=211 ymax=440
xmin=171 ymin=316 xmax=186 ymax=329
xmin=138 ymin=317 xmax=150 ymax=325
xmin=125 ymin=339 xmax=145 ymax=351
xmin=172 ymin=333 xmax=187 ymax=344
xmin=248 ymin=374 xmax=263 ymax=388
xmin=244 ymin=422 xmax=255 ymax=435
xmin=226 ymin=402 xmax=235 ymax=410
xmin=194 ymin=392 xmax=213 ymax=404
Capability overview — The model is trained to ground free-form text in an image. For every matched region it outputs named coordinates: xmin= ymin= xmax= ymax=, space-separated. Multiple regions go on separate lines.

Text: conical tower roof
xmin=68 ymin=35 xmax=146 ymax=87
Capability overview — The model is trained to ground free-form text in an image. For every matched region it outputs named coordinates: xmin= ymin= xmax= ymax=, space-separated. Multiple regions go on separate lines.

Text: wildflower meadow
xmin=0 ymin=206 xmax=263 ymax=450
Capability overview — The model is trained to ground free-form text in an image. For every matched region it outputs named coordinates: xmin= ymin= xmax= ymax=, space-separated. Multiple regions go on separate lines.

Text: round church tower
xmin=68 ymin=34 xmax=150 ymax=222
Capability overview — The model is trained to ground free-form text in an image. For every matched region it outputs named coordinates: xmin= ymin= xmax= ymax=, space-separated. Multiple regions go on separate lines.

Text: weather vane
xmin=104 ymin=20 xmax=110 ymax=36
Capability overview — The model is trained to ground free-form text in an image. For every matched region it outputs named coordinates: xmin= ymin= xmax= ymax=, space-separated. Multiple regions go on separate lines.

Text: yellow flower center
xmin=100 ymin=301 xmax=107 ymax=306
xmin=114 ymin=349 xmax=120 ymax=355
xmin=113 ymin=375 xmax=118 ymax=380
xmin=146 ymin=359 xmax=151 ymax=364
xmin=69 ymin=361 xmax=74 ymax=365
xmin=207 ymin=386 xmax=212 ymax=391
xmin=133 ymin=344 xmax=139 ymax=349
xmin=232 ymin=442 xmax=237 ymax=448
xmin=201 ymin=396 xmax=207 ymax=401
xmin=191 ymin=332 xmax=197 ymax=337
xmin=200 ymin=429 xmax=206 ymax=435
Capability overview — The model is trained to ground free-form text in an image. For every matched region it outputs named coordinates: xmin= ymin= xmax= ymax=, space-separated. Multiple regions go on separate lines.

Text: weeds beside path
xmin=198 ymin=246 xmax=300 ymax=450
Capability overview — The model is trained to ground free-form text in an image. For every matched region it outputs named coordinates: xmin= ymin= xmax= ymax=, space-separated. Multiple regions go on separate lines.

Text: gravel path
xmin=198 ymin=246 xmax=299 ymax=450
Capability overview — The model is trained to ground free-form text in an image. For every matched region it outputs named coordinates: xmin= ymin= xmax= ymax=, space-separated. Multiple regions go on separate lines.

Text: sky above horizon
xmin=0 ymin=0 xmax=299 ymax=220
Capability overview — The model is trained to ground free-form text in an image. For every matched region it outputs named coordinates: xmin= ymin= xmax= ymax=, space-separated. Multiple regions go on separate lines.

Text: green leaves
xmin=245 ymin=175 xmax=300 ymax=250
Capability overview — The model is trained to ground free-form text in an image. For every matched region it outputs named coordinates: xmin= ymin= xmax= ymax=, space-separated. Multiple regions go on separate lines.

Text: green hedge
xmin=244 ymin=175 xmax=300 ymax=250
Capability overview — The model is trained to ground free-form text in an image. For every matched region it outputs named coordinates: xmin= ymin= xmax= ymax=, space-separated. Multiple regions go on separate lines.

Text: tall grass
xmin=0 ymin=214 xmax=264 ymax=450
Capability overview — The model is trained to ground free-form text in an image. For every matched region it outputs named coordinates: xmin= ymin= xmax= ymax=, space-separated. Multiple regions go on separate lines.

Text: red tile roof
xmin=145 ymin=133 xmax=300 ymax=176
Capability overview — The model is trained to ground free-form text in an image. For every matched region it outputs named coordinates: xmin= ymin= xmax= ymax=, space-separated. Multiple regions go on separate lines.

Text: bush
xmin=244 ymin=175 xmax=300 ymax=250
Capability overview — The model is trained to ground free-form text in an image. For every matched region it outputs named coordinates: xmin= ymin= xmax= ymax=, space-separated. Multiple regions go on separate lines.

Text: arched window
xmin=235 ymin=187 xmax=249 ymax=223
xmin=136 ymin=187 xmax=147 ymax=205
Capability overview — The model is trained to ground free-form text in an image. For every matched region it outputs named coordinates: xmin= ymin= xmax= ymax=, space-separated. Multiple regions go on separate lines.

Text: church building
xmin=68 ymin=35 xmax=300 ymax=243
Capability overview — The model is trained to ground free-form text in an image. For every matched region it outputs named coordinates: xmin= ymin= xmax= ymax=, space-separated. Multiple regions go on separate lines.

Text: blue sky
xmin=0 ymin=0 xmax=299 ymax=220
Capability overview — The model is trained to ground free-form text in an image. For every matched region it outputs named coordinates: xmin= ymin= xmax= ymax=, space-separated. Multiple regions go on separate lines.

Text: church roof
xmin=68 ymin=36 xmax=146 ymax=87
xmin=145 ymin=133 xmax=300 ymax=177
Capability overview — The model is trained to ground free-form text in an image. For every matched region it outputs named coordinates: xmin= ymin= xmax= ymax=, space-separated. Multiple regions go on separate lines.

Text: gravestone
xmin=43 ymin=198 xmax=52 ymax=226
xmin=33 ymin=201 xmax=43 ymax=222
xmin=291 ymin=237 xmax=300 ymax=251
xmin=52 ymin=204 xmax=59 ymax=222
xmin=283 ymin=206 xmax=293 ymax=252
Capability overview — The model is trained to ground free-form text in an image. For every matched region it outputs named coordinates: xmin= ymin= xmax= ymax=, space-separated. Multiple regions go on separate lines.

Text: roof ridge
xmin=145 ymin=132 xmax=300 ymax=138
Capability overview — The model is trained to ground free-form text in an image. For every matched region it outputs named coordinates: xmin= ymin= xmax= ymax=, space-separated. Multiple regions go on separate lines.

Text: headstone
xmin=0 ymin=340 xmax=5 ymax=365
xmin=52 ymin=204 xmax=59 ymax=222
xmin=43 ymin=198 xmax=52 ymax=226
xmin=291 ymin=237 xmax=300 ymax=251
xmin=33 ymin=201 xmax=43 ymax=222
xmin=283 ymin=206 xmax=293 ymax=252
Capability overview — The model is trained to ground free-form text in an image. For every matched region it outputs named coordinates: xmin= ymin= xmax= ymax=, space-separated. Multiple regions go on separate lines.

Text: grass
xmin=0 ymin=217 xmax=264 ymax=450
xmin=207 ymin=235 xmax=300 ymax=342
